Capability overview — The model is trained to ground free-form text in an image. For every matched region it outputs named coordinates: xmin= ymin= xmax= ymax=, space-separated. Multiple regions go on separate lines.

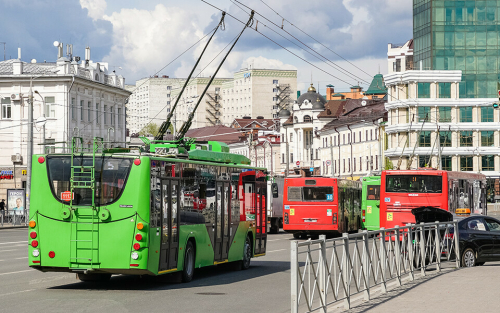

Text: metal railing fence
xmin=0 ymin=211 xmax=28 ymax=227
xmin=291 ymin=221 xmax=460 ymax=312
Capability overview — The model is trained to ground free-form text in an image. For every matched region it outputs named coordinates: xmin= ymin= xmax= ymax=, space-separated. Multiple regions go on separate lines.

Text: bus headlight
xmin=131 ymin=252 xmax=139 ymax=260
xmin=32 ymin=249 xmax=40 ymax=257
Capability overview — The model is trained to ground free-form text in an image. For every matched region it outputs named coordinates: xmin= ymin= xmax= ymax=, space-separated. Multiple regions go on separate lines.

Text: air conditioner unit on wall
xmin=10 ymin=93 xmax=23 ymax=101
xmin=11 ymin=154 xmax=23 ymax=164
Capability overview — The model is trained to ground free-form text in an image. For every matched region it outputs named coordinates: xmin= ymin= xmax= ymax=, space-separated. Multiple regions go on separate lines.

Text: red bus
xmin=380 ymin=169 xmax=487 ymax=229
xmin=283 ymin=177 xmax=362 ymax=238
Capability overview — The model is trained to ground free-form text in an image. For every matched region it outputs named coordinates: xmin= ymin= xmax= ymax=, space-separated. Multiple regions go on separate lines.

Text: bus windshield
xmin=287 ymin=186 xmax=334 ymax=201
xmin=386 ymin=175 xmax=442 ymax=194
xmin=46 ymin=156 xmax=133 ymax=206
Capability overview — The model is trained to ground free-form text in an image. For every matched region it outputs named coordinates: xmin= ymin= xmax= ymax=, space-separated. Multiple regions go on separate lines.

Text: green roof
xmin=332 ymin=93 xmax=345 ymax=97
xmin=351 ymin=85 xmax=361 ymax=89
xmin=326 ymin=84 xmax=334 ymax=87
xmin=364 ymin=74 xmax=387 ymax=95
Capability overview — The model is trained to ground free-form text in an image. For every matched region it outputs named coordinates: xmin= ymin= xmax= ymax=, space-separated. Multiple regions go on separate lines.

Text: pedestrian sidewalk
xmin=345 ymin=262 xmax=500 ymax=312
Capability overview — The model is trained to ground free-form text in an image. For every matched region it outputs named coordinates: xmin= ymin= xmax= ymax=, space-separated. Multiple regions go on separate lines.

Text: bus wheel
xmin=461 ymin=248 xmax=476 ymax=268
xmin=241 ymin=236 xmax=252 ymax=270
xmin=182 ymin=241 xmax=195 ymax=282
xmin=77 ymin=273 xmax=111 ymax=282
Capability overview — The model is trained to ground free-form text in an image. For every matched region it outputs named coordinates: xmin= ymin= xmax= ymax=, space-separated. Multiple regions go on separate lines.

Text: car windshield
xmin=386 ymin=175 xmax=442 ymax=193
xmin=47 ymin=156 xmax=133 ymax=206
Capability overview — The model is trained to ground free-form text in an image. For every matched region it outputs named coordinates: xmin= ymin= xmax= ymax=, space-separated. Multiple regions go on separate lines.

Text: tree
xmin=385 ymin=157 xmax=394 ymax=170
xmin=139 ymin=123 xmax=159 ymax=136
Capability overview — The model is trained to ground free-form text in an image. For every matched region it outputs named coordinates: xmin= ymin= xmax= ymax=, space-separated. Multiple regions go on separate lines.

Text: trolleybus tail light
xmin=30 ymin=231 xmax=37 ymax=239
xmin=48 ymin=251 xmax=55 ymax=258
xmin=333 ymin=213 xmax=337 ymax=225
xmin=362 ymin=210 xmax=366 ymax=223
xmin=135 ymin=234 xmax=143 ymax=241
xmin=137 ymin=223 xmax=144 ymax=230
xmin=31 ymin=240 xmax=38 ymax=248
xmin=131 ymin=252 xmax=139 ymax=260
xmin=133 ymin=243 xmax=141 ymax=250
xmin=38 ymin=156 xmax=45 ymax=164
xmin=32 ymin=249 xmax=40 ymax=257
xmin=29 ymin=221 xmax=36 ymax=228
xmin=134 ymin=159 xmax=141 ymax=166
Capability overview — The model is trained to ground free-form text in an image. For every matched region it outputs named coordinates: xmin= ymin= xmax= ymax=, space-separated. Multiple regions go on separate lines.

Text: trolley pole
xmin=26 ymin=77 xmax=34 ymax=218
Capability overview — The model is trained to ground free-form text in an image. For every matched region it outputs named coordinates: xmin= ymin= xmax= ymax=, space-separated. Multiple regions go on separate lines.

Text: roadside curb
xmin=0 ymin=226 xmax=28 ymax=230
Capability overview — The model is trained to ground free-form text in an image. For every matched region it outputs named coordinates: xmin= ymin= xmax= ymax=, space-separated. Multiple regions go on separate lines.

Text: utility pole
xmin=26 ymin=77 xmax=34 ymax=218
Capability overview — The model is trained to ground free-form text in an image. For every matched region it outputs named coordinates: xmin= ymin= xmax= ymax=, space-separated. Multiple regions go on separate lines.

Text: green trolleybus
xmin=28 ymin=138 xmax=267 ymax=282
xmin=361 ymin=176 xmax=381 ymax=230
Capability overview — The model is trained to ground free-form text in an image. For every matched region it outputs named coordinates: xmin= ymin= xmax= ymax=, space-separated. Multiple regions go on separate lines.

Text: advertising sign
xmin=7 ymin=189 xmax=25 ymax=216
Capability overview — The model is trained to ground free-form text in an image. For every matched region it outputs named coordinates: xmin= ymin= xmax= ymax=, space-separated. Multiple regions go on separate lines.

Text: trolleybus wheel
xmin=461 ymin=248 xmax=476 ymax=268
xmin=77 ymin=273 xmax=111 ymax=282
xmin=241 ymin=236 xmax=252 ymax=270
xmin=182 ymin=241 xmax=195 ymax=282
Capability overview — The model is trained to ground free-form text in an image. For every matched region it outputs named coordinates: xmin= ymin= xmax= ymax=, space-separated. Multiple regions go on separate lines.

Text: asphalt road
xmin=0 ymin=229 xmax=294 ymax=313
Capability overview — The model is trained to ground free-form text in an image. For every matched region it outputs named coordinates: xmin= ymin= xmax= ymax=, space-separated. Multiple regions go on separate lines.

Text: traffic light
xmin=494 ymin=102 xmax=499 ymax=109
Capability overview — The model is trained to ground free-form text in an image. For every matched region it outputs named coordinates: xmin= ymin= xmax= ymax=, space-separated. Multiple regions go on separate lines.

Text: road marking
xmin=0 ymin=269 xmax=33 ymax=276
xmin=266 ymin=249 xmax=287 ymax=253
xmin=0 ymin=289 xmax=35 ymax=298
xmin=0 ymin=241 xmax=27 ymax=245
xmin=0 ymin=249 xmax=26 ymax=253
xmin=15 ymin=257 xmax=28 ymax=260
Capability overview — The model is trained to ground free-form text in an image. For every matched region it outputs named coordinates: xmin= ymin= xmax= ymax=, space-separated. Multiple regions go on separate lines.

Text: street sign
xmin=326 ymin=160 xmax=331 ymax=166
xmin=310 ymin=167 xmax=314 ymax=172
xmin=296 ymin=161 xmax=300 ymax=166
xmin=61 ymin=191 xmax=74 ymax=201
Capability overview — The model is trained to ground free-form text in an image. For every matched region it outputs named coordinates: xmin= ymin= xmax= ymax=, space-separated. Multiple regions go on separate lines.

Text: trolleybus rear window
xmin=386 ymin=175 xmax=442 ymax=193
xmin=46 ymin=156 xmax=133 ymax=205
xmin=287 ymin=186 xmax=334 ymax=201
xmin=366 ymin=185 xmax=380 ymax=200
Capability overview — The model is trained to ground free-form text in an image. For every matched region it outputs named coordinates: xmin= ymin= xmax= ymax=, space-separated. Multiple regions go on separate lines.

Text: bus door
xmin=254 ymin=181 xmax=267 ymax=255
xmin=159 ymin=179 xmax=179 ymax=271
xmin=214 ymin=182 xmax=231 ymax=261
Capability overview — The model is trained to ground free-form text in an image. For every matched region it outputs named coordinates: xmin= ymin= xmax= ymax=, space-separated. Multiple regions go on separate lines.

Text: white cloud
xmin=242 ymin=56 xmax=297 ymax=70
xmin=79 ymin=0 xmax=107 ymax=21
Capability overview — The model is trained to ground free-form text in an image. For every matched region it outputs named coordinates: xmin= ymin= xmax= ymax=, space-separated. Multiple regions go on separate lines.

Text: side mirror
xmin=271 ymin=183 xmax=279 ymax=198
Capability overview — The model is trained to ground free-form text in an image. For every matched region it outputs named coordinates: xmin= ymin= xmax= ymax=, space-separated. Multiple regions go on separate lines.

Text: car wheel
xmin=182 ymin=241 xmax=195 ymax=282
xmin=461 ymin=248 xmax=476 ymax=268
xmin=241 ymin=236 xmax=252 ymax=270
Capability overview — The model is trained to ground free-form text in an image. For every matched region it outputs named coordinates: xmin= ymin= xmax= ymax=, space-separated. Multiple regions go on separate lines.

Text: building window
xmin=419 ymin=155 xmax=430 ymax=168
xmin=439 ymin=83 xmax=451 ymax=98
xmin=110 ymin=106 xmax=114 ymax=125
xmin=439 ymin=131 xmax=452 ymax=147
xmin=418 ymin=106 xmax=431 ymax=122
xmin=315 ymin=149 xmax=318 ymax=160
xmin=441 ymin=156 xmax=452 ymax=171
xmin=71 ymin=98 xmax=76 ymax=120
xmin=104 ymin=105 xmax=107 ymax=124
xmin=460 ymin=131 xmax=473 ymax=147
xmin=481 ymin=131 xmax=494 ymax=146
xmin=482 ymin=155 xmax=495 ymax=171
xmin=353 ymin=157 xmax=356 ymax=172
xmin=273 ymin=80 xmax=278 ymax=84
xmin=303 ymin=115 xmax=311 ymax=123
xmin=282 ymin=153 xmax=285 ymax=163
xmin=290 ymin=133 xmax=293 ymax=142
xmin=348 ymin=134 xmax=350 ymax=143
xmin=79 ymin=99 xmax=84 ymax=121
xmin=370 ymin=130 xmax=373 ymax=140
xmin=1 ymin=98 xmax=11 ymax=119
xmin=87 ymin=101 xmax=91 ymax=121
xmin=343 ymin=159 xmax=345 ymax=173
xmin=417 ymin=82 xmax=431 ymax=98
xmin=460 ymin=156 xmax=473 ymax=171
xmin=360 ymin=157 xmax=362 ymax=171
xmin=343 ymin=134 xmax=345 ymax=145
xmin=459 ymin=107 xmax=472 ymax=122
xmin=375 ymin=155 xmax=378 ymax=170
xmin=118 ymin=108 xmax=122 ymax=126
xmin=334 ymin=136 xmax=336 ymax=146
xmin=353 ymin=132 xmax=356 ymax=143
xmin=481 ymin=107 xmax=494 ymax=122
xmin=419 ymin=131 xmax=432 ymax=147
xmin=438 ymin=107 xmax=452 ymax=122
xmin=290 ymin=153 xmax=293 ymax=163
xmin=45 ymin=96 xmax=56 ymax=118
xmin=365 ymin=130 xmax=368 ymax=141
xmin=96 ymin=103 xmax=99 ymax=124
xmin=359 ymin=131 xmax=361 ymax=142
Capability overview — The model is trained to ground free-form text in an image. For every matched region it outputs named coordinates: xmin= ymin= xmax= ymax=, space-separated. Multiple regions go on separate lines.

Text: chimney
xmin=57 ymin=43 xmax=63 ymax=59
xmin=326 ymin=85 xmax=334 ymax=100
xmin=17 ymin=47 xmax=21 ymax=60
xmin=85 ymin=46 xmax=91 ymax=64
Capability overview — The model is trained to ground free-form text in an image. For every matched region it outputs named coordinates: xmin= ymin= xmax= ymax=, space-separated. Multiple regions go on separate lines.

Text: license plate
xmin=303 ymin=218 xmax=317 ymax=223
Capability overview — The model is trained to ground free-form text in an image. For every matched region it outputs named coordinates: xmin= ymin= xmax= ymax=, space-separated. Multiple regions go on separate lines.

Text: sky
xmin=0 ymin=0 xmax=412 ymax=94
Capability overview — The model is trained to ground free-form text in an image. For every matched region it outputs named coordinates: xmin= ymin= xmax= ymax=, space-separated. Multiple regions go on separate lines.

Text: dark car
xmin=455 ymin=215 xmax=500 ymax=267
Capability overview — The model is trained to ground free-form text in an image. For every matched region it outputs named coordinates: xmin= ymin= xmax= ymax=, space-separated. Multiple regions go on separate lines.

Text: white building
xmin=319 ymin=99 xmax=386 ymax=180
xmin=125 ymin=76 xmax=185 ymax=134
xmin=0 ymin=46 xmax=130 ymax=197
xmin=384 ymin=69 xmax=500 ymax=179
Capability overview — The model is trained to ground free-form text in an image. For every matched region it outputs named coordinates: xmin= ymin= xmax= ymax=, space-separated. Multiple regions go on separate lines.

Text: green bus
xmin=361 ymin=176 xmax=381 ymax=230
xmin=28 ymin=139 xmax=267 ymax=282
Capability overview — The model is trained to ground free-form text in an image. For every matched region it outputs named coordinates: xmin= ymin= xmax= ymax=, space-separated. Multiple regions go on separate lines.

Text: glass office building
xmin=413 ymin=0 xmax=500 ymax=98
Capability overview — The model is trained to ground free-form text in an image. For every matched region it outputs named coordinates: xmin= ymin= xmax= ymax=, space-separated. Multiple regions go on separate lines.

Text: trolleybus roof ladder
xmin=68 ymin=137 xmax=105 ymax=270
